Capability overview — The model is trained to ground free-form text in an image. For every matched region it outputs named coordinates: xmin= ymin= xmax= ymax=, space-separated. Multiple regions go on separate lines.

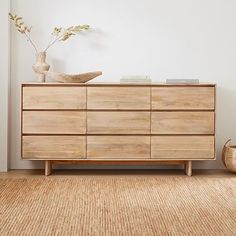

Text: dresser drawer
xmin=22 ymin=136 xmax=86 ymax=159
xmin=87 ymin=111 xmax=150 ymax=134
xmin=23 ymin=111 xmax=86 ymax=134
xmin=87 ymin=136 xmax=150 ymax=159
xmin=87 ymin=87 xmax=150 ymax=110
xmin=151 ymin=112 xmax=214 ymax=134
xmin=152 ymin=87 xmax=215 ymax=110
xmin=23 ymin=86 xmax=86 ymax=109
xmin=151 ymin=136 xmax=214 ymax=160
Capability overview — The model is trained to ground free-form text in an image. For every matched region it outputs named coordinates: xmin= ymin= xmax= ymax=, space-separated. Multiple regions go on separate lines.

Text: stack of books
xmin=120 ymin=76 xmax=152 ymax=83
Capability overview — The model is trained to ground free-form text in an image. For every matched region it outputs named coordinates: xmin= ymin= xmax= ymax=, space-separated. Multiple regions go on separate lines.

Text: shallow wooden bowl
xmin=42 ymin=71 xmax=102 ymax=83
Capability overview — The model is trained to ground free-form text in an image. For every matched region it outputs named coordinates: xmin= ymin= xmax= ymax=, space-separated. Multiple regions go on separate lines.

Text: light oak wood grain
xmin=21 ymin=83 xmax=216 ymax=174
xmin=23 ymin=111 xmax=86 ymax=134
xmin=151 ymin=136 xmax=215 ymax=160
xmin=87 ymin=87 xmax=150 ymax=110
xmin=22 ymin=82 xmax=216 ymax=87
xmin=23 ymin=136 xmax=86 ymax=159
xmin=152 ymin=87 xmax=215 ymax=110
xmin=87 ymin=111 xmax=150 ymax=134
xmin=45 ymin=161 xmax=52 ymax=176
xmin=23 ymin=86 xmax=86 ymax=109
xmin=87 ymin=136 xmax=150 ymax=159
xmin=51 ymin=160 xmax=186 ymax=165
xmin=185 ymin=161 xmax=192 ymax=176
xmin=151 ymin=112 xmax=214 ymax=134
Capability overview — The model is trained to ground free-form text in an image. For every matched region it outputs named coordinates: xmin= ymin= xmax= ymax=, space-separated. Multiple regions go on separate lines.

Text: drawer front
xmin=22 ymin=136 xmax=86 ymax=159
xmin=151 ymin=112 xmax=214 ymax=134
xmin=152 ymin=87 xmax=215 ymax=110
xmin=87 ymin=87 xmax=150 ymax=110
xmin=151 ymin=136 xmax=214 ymax=160
xmin=87 ymin=111 xmax=150 ymax=134
xmin=87 ymin=136 xmax=150 ymax=159
xmin=23 ymin=111 xmax=86 ymax=134
xmin=23 ymin=86 xmax=86 ymax=109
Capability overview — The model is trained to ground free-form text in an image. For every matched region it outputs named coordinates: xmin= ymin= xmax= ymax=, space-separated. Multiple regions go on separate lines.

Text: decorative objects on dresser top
xmin=9 ymin=13 xmax=90 ymax=82
xmin=21 ymin=82 xmax=216 ymax=176
xmin=40 ymin=71 xmax=102 ymax=83
xmin=166 ymin=79 xmax=199 ymax=84
xmin=120 ymin=76 xmax=152 ymax=83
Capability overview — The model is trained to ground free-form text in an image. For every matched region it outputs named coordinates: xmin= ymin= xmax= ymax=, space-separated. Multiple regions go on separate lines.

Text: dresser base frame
xmin=44 ymin=160 xmax=192 ymax=176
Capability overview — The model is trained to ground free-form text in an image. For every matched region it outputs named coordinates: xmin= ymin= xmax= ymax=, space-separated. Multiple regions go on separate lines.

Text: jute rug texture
xmin=0 ymin=174 xmax=235 ymax=235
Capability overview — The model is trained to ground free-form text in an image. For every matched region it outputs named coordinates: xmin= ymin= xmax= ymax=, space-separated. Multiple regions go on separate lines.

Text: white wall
xmin=0 ymin=0 xmax=10 ymax=172
xmin=10 ymin=0 xmax=236 ymax=169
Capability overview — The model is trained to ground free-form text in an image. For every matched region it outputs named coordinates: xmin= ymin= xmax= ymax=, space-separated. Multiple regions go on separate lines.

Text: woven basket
xmin=222 ymin=139 xmax=236 ymax=172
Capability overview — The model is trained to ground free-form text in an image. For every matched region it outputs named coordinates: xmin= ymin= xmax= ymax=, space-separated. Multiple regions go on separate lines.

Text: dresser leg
xmin=185 ymin=161 xmax=192 ymax=176
xmin=45 ymin=161 xmax=52 ymax=176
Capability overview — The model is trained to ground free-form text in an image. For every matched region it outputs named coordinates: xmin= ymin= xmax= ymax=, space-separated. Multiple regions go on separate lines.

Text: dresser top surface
xmin=22 ymin=82 xmax=216 ymax=87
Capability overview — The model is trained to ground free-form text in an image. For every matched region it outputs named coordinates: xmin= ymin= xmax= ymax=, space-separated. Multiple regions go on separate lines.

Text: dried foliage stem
xmin=44 ymin=25 xmax=90 ymax=52
xmin=24 ymin=32 xmax=38 ymax=53
xmin=9 ymin=13 xmax=38 ymax=53
xmin=43 ymin=35 xmax=63 ymax=52
xmin=9 ymin=13 xmax=90 ymax=53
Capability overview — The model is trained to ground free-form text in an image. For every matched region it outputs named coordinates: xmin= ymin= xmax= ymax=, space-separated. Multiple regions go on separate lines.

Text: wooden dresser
xmin=21 ymin=83 xmax=216 ymax=176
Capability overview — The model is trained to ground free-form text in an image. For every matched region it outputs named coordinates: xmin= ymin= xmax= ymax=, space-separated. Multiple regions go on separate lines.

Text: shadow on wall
xmin=50 ymin=58 xmax=66 ymax=74
xmin=194 ymin=85 xmax=236 ymax=169
xmin=48 ymin=27 xmax=109 ymax=76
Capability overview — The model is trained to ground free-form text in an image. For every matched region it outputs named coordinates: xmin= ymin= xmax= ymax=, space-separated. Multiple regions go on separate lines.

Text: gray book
xmin=166 ymin=79 xmax=199 ymax=84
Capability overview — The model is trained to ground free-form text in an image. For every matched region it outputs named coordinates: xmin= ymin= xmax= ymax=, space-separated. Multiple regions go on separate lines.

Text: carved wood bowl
xmin=42 ymin=71 xmax=102 ymax=83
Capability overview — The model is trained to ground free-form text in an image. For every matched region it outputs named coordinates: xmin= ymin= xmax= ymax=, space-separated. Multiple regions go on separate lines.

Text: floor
xmin=0 ymin=169 xmax=233 ymax=178
xmin=0 ymin=169 xmax=235 ymax=236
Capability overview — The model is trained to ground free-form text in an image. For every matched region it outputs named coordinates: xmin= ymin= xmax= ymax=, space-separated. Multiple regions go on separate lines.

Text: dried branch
xmin=9 ymin=13 xmax=90 ymax=53
xmin=43 ymin=25 xmax=90 ymax=52
xmin=9 ymin=13 xmax=38 ymax=53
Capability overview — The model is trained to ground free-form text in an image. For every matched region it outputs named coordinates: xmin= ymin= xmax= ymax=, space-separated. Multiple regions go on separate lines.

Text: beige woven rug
xmin=0 ymin=171 xmax=235 ymax=236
